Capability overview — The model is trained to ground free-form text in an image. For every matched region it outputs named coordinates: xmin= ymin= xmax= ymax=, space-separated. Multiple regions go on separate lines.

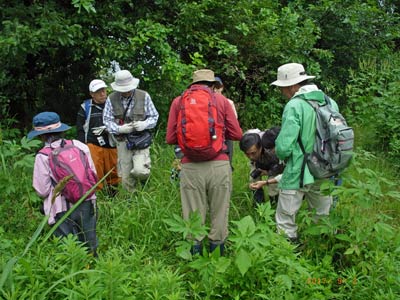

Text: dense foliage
xmin=1 ymin=1 xmax=399 ymax=128
xmin=1 ymin=0 xmax=400 ymax=298
xmin=0 ymin=131 xmax=399 ymax=299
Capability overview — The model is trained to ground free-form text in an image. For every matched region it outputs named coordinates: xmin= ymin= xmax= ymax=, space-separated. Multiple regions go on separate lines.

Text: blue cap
xmin=27 ymin=112 xmax=71 ymax=139
xmin=214 ymin=76 xmax=223 ymax=85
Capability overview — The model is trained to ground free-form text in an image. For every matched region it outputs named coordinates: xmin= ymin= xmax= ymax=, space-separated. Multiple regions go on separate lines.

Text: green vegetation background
xmin=1 ymin=0 xmax=400 ymax=299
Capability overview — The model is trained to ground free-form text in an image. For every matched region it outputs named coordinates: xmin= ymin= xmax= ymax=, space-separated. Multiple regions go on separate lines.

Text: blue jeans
xmin=53 ymin=200 xmax=98 ymax=253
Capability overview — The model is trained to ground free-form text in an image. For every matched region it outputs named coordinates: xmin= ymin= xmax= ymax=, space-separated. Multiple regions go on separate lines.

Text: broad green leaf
xmin=215 ymin=257 xmax=231 ymax=273
xmin=235 ymin=249 xmax=252 ymax=276
xmin=335 ymin=234 xmax=353 ymax=242
xmin=275 ymin=274 xmax=293 ymax=290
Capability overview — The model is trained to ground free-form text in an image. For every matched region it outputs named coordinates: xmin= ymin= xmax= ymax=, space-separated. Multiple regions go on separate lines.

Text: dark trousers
xmin=53 ymin=200 xmax=98 ymax=253
xmin=253 ymin=188 xmax=265 ymax=204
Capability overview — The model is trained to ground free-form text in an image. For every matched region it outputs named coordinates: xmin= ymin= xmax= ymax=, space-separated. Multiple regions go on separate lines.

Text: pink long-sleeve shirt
xmin=33 ymin=139 xmax=97 ymax=225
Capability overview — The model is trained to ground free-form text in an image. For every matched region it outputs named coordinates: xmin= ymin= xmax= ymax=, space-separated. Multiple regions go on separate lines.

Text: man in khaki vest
xmin=103 ymin=70 xmax=159 ymax=192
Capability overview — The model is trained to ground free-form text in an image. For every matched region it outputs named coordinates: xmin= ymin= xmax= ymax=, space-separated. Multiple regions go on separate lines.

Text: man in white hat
xmin=271 ymin=63 xmax=338 ymax=243
xmin=103 ymin=70 xmax=159 ymax=192
xmin=76 ymin=79 xmax=120 ymax=195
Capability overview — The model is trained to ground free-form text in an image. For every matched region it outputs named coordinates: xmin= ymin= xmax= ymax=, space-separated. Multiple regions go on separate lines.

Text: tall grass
xmin=0 ymin=134 xmax=399 ymax=299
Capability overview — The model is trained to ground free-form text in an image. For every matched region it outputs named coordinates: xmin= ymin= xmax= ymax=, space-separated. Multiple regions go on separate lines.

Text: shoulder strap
xmin=122 ymin=97 xmax=133 ymax=121
xmin=324 ymin=94 xmax=332 ymax=106
xmin=297 ymin=97 xmax=317 ymax=188
xmin=84 ymin=99 xmax=92 ymax=119
xmin=83 ymin=99 xmax=92 ymax=143
xmin=297 ymin=135 xmax=307 ymax=188
xmin=38 ymin=146 xmax=51 ymax=156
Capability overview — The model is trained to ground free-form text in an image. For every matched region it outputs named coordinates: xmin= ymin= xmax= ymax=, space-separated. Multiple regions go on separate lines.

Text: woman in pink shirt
xmin=28 ymin=112 xmax=98 ymax=256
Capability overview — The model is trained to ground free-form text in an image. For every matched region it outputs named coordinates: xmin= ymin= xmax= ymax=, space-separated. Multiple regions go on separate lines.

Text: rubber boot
xmin=190 ymin=242 xmax=203 ymax=256
xmin=209 ymin=242 xmax=225 ymax=256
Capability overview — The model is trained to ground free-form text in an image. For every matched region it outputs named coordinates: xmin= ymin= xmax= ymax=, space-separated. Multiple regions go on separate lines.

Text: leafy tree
xmin=0 ymin=0 xmax=399 ymax=130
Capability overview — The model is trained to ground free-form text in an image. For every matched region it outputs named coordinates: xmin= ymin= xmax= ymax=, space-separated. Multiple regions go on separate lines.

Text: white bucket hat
xmin=111 ymin=70 xmax=140 ymax=92
xmin=89 ymin=79 xmax=107 ymax=92
xmin=270 ymin=63 xmax=315 ymax=87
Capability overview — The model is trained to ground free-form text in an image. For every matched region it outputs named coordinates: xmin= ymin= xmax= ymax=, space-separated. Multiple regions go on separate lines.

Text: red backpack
xmin=39 ymin=140 xmax=98 ymax=203
xmin=177 ymin=85 xmax=224 ymax=161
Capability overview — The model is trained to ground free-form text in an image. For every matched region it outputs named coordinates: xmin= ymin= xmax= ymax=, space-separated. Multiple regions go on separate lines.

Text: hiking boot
xmin=210 ymin=242 xmax=225 ymax=256
xmin=190 ymin=242 xmax=203 ymax=256
xmin=288 ymin=236 xmax=299 ymax=244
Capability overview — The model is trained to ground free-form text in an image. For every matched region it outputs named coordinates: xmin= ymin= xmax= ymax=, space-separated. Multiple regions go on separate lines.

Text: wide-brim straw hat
xmin=270 ymin=63 xmax=315 ymax=87
xmin=111 ymin=70 xmax=140 ymax=92
xmin=27 ymin=112 xmax=71 ymax=139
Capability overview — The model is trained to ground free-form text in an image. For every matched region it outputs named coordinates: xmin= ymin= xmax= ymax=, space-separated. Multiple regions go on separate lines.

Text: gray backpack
xmin=298 ymin=95 xmax=354 ymax=185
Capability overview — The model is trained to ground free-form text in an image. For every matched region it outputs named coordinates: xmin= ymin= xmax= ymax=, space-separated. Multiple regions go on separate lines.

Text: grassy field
xmin=0 ymin=131 xmax=399 ymax=299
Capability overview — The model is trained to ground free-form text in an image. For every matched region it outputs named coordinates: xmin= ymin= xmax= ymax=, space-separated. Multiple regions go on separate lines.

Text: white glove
xmin=118 ymin=122 xmax=135 ymax=134
xmin=132 ymin=120 xmax=149 ymax=132
xmin=91 ymin=126 xmax=107 ymax=136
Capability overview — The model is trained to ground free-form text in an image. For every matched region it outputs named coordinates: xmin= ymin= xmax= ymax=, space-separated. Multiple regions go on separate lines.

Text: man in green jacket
xmin=271 ymin=63 xmax=337 ymax=243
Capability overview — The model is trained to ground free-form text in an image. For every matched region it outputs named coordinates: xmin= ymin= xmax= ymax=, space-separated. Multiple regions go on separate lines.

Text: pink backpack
xmin=39 ymin=140 xmax=98 ymax=203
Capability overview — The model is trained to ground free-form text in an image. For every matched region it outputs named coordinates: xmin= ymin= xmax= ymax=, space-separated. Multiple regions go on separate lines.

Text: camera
xmin=250 ymin=168 xmax=262 ymax=179
xmin=268 ymin=163 xmax=285 ymax=176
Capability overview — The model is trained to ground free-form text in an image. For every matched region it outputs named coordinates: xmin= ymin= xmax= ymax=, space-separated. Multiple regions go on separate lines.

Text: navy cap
xmin=27 ymin=112 xmax=71 ymax=139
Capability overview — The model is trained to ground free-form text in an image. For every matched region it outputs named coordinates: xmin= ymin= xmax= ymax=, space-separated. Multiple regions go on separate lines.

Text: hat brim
xmin=191 ymin=79 xmax=218 ymax=86
xmin=271 ymin=75 xmax=315 ymax=87
xmin=111 ymin=79 xmax=139 ymax=92
xmin=27 ymin=123 xmax=71 ymax=139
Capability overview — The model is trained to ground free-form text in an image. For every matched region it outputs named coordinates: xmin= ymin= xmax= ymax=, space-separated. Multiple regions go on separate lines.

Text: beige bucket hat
xmin=271 ymin=63 xmax=315 ymax=87
xmin=192 ymin=69 xmax=217 ymax=84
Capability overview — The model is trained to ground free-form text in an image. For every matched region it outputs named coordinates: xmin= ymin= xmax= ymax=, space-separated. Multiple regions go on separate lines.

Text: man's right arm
xmin=103 ymin=98 xmax=120 ymax=135
xmin=275 ymin=103 xmax=300 ymax=161
xmin=223 ymin=97 xmax=242 ymax=141
xmin=33 ymin=154 xmax=52 ymax=198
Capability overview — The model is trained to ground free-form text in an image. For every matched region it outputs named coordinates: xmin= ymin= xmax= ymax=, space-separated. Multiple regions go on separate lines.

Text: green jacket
xmin=275 ymin=85 xmax=339 ymax=190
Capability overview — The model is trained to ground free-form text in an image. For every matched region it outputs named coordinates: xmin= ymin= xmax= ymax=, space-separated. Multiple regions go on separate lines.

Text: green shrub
xmin=346 ymin=55 xmax=400 ymax=164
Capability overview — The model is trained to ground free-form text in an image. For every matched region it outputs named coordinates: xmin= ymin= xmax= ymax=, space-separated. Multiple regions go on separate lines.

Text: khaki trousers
xmin=180 ymin=160 xmax=232 ymax=243
xmin=276 ymin=180 xmax=332 ymax=239
xmin=116 ymin=141 xmax=151 ymax=192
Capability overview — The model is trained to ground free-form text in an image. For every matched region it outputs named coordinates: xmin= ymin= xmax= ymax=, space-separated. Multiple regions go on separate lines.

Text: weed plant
xmin=0 ymin=128 xmax=399 ymax=299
